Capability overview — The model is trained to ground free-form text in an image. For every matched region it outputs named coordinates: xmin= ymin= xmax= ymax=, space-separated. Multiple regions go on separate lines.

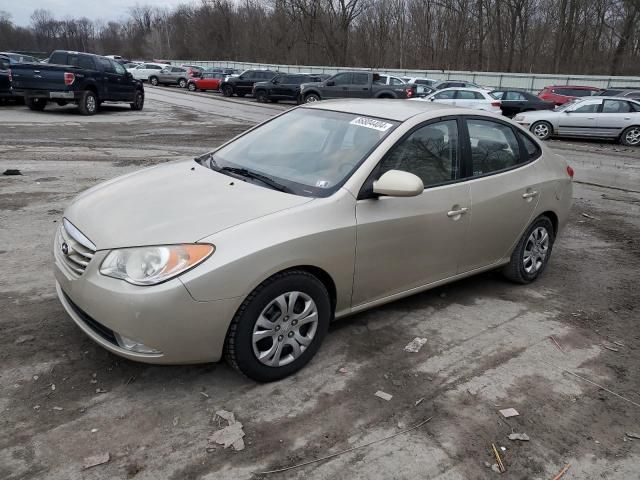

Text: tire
xmin=149 ymin=76 xmax=159 ymax=86
xmin=26 ymin=97 xmax=47 ymax=111
xmin=188 ymin=82 xmax=197 ymax=92
xmin=304 ymin=93 xmax=320 ymax=103
xmin=225 ymin=270 xmax=331 ymax=382
xmin=620 ymin=126 xmax=640 ymax=146
xmin=255 ymin=90 xmax=267 ymax=103
xmin=222 ymin=85 xmax=234 ymax=97
xmin=503 ymin=215 xmax=555 ymax=284
xmin=77 ymin=90 xmax=98 ymax=115
xmin=530 ymin=121 xmax=552 ymax=140
xmin=178 ymin=78 xmax=187 ymax=88
xmin=130 ymin=90 xmax=144 ymax=111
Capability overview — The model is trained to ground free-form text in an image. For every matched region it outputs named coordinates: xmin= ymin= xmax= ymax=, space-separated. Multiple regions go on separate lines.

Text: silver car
xmin=55 ymin=100 xmax=573 ymax=381
xmin=149 ymin=66 xmax=190 ymax=88
xmin=515 ymin=96 xmax=640 ymax=146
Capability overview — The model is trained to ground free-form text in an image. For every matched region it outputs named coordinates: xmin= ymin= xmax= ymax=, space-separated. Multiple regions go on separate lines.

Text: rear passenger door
xmin=458 ymin=117 xmax=544 ymax=272
xmin=597 ymin=99 xmax=635 ymax=138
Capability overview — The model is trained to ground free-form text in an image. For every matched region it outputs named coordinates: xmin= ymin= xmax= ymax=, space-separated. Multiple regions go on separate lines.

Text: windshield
xmin=555 ymin=99 xmax=581 ymax=111
xmin=198 ymin=108 xmax=398 ymax=197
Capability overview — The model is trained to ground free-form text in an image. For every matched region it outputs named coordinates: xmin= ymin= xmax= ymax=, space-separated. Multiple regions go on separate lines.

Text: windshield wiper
xmin=220 ymin=167 xmax=293 ymax=193
xmin=196 ymin=153 xmax=219 ymax=170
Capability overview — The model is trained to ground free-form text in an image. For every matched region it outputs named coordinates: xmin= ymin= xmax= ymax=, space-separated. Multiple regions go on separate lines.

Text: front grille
xmin=63 ymin=291 xmax=118 ymax=345
xmin=55 ymin=220 xmax=96 ymax=277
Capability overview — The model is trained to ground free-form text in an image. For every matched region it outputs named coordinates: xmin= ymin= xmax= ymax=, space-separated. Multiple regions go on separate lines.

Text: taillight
xmin=491 ymin=101 xmax=501 ymax=107
xmin=406 ymin=88 xmax=413 ymax=98
xmin=64 ymin=72 xmax=75 ymax=86
xmin=8 ymin=69 xmax=12 ymax=83
xmin=566 ymin=165 xmax=574 ymax=178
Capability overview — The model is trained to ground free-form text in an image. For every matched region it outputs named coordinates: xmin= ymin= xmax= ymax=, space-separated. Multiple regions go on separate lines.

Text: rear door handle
xmin=447 ymin=207 xmax=468 ymax=217
xmin=522 ymin=190 xmax=539 ymax=199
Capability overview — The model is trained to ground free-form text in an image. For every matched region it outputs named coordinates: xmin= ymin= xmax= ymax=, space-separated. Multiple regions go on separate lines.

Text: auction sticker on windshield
xmin=350 ymin=117 xmax=394 ymax=132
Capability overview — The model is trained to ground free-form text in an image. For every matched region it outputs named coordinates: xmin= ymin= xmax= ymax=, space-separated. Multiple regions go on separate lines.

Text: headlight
xmin=100 ymin=244 xmax=214 ymax=286
xmin=514 ymin=115 xmax=524 ymax=121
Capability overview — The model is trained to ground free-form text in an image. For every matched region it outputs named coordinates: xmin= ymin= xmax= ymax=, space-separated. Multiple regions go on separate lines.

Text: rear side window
xmin=147 ymin=64 xmax=162 ymax=70
xmin=457 ymin=90 xmax=484 ymax=99
xmin=505 ymin=91 xmax=526 ymax=101
xmin=389 ymin=77 xmax=404 ymax=85
xmin=467 ymin=119 xmax=521 ymax=176
xmin=602 ymin=99 xmax=631 ymax=113
xmin=518 ymin=132 xmax=541 ymax=160
xmin=68 ymin=55 xmax=95 ymax=70
xmin=378 ymin=119 xmax=459 ymax=187
xmin=352 ymin=73 xmax=369 ymax=85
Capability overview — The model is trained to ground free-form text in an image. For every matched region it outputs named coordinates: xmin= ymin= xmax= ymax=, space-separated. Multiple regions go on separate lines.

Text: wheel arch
xmin=539 ymin=210 xmax=559 ymax=236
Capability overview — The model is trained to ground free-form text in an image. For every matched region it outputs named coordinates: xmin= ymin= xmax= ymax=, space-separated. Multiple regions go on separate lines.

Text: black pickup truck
xmin=10 ymin=50 xmax=144 ymax=115
xmin=298 ymin=72 xmax=416 ymax=103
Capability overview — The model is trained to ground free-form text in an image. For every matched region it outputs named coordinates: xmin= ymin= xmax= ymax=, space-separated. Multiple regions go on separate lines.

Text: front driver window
xmin=332 ymin=73 xmax=351 ymax=85
xmin=572 ymin=102 xmax=600 ymax=113
xmin=434 ymin=90 xmax=455 ymax=99
xmin=378 ymin=120 xmax=459 ymax=187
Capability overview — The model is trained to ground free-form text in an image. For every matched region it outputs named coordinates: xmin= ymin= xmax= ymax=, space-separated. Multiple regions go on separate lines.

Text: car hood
xmin=516 ymin=109 xmax=559 ymax=120
xmin=64 ymin=161 xmax=313 ymax=250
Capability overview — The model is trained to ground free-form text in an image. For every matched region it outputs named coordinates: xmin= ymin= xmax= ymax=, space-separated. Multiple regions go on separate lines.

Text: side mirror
xmin=326 ymin=80 xmax=335 ymax=86
xmin=238 ymin=75 xmax=245 ymax=80
xmin=373 ymin=170 xmax=424 ymax=197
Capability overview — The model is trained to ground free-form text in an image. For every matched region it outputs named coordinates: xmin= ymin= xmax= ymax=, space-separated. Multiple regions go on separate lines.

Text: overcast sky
xmin=4 ymin=1 xmax=194 ymax=26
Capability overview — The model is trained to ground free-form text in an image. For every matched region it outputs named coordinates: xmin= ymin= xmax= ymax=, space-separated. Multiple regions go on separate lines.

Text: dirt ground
xmin=1 ymin=90 xmax=639 ymax=480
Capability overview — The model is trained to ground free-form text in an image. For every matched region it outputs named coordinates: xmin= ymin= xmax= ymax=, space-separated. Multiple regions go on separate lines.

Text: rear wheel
xmin=224 ymin=270 xmax=330 ymax=382
xmin=222 ymin=85 xmax=234 ymax=97
xmin=188 ymin=82 xmax=197 ymax=92
xmin=26 ymin=97 xmax=47 ymax=111
xmin=503 ymin=216 xmax=555 ymax=284
xmin=149 ymin=76 xmax=159 ymax=86
xmin=130 ymin=90 xmax=144 ymax=111
xmin=178 ymin=78 xmax=187 ymax=88
xmin=530 ymin=121 xmax=552 ymax=140
xmin=255 ymin=90 xmax=267 ymax=103
xmin=620 ymin=126 xmax=640 ymax=146
xmin=78 ymin=90 xmax=98 ymax=116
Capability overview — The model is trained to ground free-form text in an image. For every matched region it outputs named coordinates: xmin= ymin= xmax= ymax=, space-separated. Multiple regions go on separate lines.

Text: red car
xmin=180 ymin=64 xmax=204 ymax=78
xmin=538 ymin=85 xmax=602 ymax=105
xmin=187 ymin=72 xmax=225 ymax=92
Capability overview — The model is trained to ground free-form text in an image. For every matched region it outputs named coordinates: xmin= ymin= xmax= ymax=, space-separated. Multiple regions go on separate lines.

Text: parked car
xmin=123 ymin=62 xmax=141 ymax=69
xmin=206 ymin=67 xmax=240 ymax=76
xmin=514 ymin=96 xmax=640 ymax=146
xmin=181 ymin=64 xmax=204 ymax=78
xmin=402 ymin=76 xmax=438 ymax=96
xmin=0 ymin=51 xmax=39 ymax=64
xmin=375 ymin=75 xmax=406 ymax=86
xmin=299 ymin=72 xmax=416 ymax=103
xmin=431 ymin=80 xmax=486 ymax=91
xmin=10 ymin=50 xmax=144 ymax=115
xmin=187 ymin=72 xmax=225 ymax=92
xmin=252 ymin=73 xmax=326 ymax=103
xmin=596 ymin=88 xmax=640 ymax=100
xmin=149 ymin=66 xmax=190 ymax=88
xmin=128 ymin=63 xmax=166 ymax=81
xmin=490 ymin=89 xmax=555 ymax=117
xmin=220 ymin=69 xmax=279 ymax=97
xmin=538 ymin=85 xmax=601 ymax=106
xmin=54 ymin=100 xmax=573 ymax=381
xmin=413 ymin=87 xmax=501 ymax=114
xmin=0 ymin=54 xmax=12 ymax=100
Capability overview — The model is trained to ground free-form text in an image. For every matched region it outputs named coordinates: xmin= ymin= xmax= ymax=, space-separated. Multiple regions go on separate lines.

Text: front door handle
xmin=447 ymin=207 xmax=468 ymax=217
xmin=522 ymin=190 xmax=539 ymax=199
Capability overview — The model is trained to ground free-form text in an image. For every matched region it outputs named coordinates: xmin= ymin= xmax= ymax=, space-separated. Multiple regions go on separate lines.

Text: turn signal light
xmin=491 ymin=101 xmax=501 ymax=107
xmin=64 ymin=72 xmax=75 ymax=86
xmin=566 ymin=165 xmax=574 ymax=178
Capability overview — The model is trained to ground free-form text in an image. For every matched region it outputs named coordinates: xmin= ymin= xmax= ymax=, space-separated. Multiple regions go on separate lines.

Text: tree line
xmin=0 ymin=0 xmax=639 ymax=76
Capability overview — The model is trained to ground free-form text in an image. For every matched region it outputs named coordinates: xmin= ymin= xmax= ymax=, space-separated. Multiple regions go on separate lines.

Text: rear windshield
xmin=555 ymin=88 xmax=596 ymax=97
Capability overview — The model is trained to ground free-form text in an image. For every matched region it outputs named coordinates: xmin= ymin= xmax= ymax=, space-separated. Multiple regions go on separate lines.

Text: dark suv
xmin=252 ymin=73 xmax=326 ymax=103
xmin=220 ymin=69 xmax=278 ymax=97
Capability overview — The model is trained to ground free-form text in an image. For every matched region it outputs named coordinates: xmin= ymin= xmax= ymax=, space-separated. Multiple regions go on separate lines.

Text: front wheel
xmin=77 ymin=90 xmax=98 ymax=115
xmin=224 ymin=270 xmax=331 ymax=382
xmin=304 ymin=93 xmax=320 ymax=103
xmin=222 ymin=85 xmax=234 ymax=97
xmin=503 ymin=216 xmax=555 ymax=284
xmin=26 ymin=97 xmax=47 ymax=111
xmin=620 ymin=126 xmax=640 ymax=146
xmin=530 ymin=121 xmax=552 ymax=140
xmin=130 ymin=90 xmax=144 ymax=111
xmin=149 ymin=76 xmax=159 ymax=86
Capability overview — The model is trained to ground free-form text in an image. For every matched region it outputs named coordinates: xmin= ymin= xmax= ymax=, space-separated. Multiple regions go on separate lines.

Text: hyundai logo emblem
xmin=61 ymin=242 xmax=69 ymax=255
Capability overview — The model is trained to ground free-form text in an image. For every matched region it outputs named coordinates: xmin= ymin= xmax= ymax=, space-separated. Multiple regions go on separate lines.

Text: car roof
xmin=435 ymin=87 xmax=487 ymax=93
xmin=545 ymin=85 xmax=600 ymax=89
xmin=302 ymin=98 xmax=453 ymax=121
xmin=582 ymin=96 xmax=640 ymax=102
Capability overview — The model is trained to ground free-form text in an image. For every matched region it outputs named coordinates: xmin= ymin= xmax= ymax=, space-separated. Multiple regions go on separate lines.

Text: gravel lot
xmin=1 ymin=88 xmax=639 ymax=480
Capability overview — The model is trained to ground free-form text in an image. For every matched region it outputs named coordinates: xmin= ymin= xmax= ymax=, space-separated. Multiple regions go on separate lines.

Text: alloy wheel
xmin=523 ymin=226 xmax=549 ymax=274
xmin=252 ymin=291 xmax=319 ymax=367
xmin=86 ymin=95 xmax=96 ymax=113
xmin=532 ymin=122 xmax=550 ymax=139
xmin=625 ymin=127 xmax=640 ymax=146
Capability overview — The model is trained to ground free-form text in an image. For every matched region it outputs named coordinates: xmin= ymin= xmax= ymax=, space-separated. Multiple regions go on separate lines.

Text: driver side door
xmin=353 ymin=118 xmax=470 ymax=306
xmin=321 ymin=73 xmax=352 ymax=99
xmin=557 ymin=99 xmax=602 ymax=136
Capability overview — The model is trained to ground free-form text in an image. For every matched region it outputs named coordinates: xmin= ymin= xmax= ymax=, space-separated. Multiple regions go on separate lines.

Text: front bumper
xmin=54 ymin=252 xmax=241 ymax=364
